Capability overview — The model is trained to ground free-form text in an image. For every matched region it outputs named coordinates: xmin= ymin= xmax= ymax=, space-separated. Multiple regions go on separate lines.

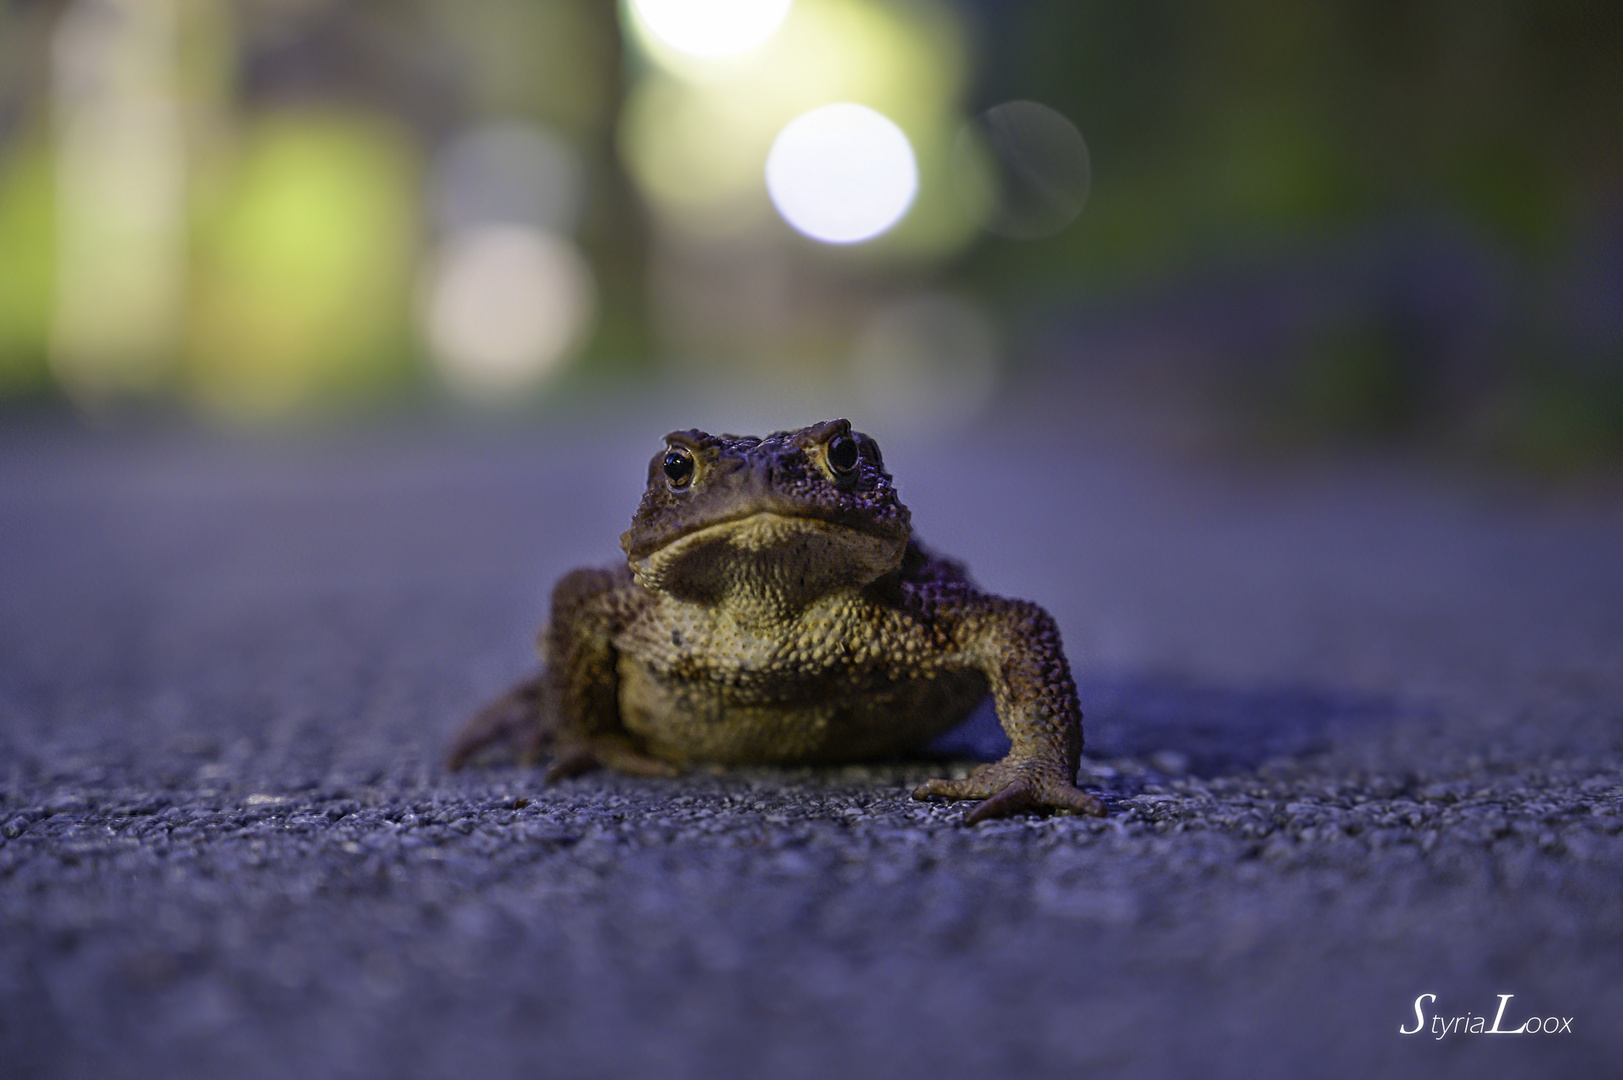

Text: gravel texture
xmin=2 ymin=412 xmax=1620 ymax=1079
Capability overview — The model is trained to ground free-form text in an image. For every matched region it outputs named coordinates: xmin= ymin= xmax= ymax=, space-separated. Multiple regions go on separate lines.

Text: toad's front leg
xmin=913 ymin=596 xmax=1105 ymax=824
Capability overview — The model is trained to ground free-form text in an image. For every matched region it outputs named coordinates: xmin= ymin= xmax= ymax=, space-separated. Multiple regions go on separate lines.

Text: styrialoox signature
xmin=1401 ymin=994 xmax=1574 ymax=1040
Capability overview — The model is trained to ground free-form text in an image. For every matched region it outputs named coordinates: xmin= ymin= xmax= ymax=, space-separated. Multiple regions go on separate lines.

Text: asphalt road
xmin=2 ymin=408 xmax=1620 ymax=1079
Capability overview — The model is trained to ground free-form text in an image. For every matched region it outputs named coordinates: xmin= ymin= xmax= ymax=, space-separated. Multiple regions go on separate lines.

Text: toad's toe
xmin=914 ymin=759 xmax=1105 ymax=824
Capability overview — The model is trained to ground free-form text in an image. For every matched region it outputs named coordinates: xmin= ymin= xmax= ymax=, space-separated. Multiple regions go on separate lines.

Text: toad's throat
xmin=627 ymin=511 xmax=907 ymax=603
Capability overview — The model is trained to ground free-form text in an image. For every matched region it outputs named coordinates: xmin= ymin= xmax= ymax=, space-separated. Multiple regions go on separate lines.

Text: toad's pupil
xmin=663 ymin=450 xmax=694 ymax=486
xmin=827 ymin=435 xmax=859 ymax=472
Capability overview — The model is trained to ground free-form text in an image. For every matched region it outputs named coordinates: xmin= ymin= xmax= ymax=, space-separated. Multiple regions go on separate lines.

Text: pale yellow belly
xmin=616 ymin=657 xmax=986 ymax=765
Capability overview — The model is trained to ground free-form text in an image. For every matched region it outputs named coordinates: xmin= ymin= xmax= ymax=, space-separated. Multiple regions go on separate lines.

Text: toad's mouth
xmin=625 ymin=510 xmax=908 ymax=596
xmin=622 ymin=505 xmax=907 ymax=561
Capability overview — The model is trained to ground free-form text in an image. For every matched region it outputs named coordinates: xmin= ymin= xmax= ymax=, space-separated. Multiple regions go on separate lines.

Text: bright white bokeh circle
xmin=630 ymin=0 xmax=793 ymax=59
xmin=421 ymin=225 xmax=596 ymax=400
xmin=765 ymin=103 xmax=917 ymax=245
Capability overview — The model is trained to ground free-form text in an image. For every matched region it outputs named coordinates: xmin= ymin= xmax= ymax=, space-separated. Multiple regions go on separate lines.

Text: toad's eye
xmin=826 ymin=433 xmax=859 ymax=475
xmin=663 ymin=446 xmax=695 ymax=489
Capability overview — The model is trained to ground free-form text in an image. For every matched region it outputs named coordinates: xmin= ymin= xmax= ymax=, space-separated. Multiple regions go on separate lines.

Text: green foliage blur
xmin=970 ymin=0 xmax=1620 ymax=464
xmin=988 ymin=2 xmax=1615 ymax=278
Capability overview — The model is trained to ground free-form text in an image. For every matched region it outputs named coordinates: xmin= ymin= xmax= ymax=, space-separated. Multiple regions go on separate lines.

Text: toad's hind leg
xmin=445 ymin=672 xmax=681 ymax=780
xmin=449 ymin=565 xmax=681 ymax=782
xmin=543 ymin=732 xmax=682 ymax=782
xmin=446 ymin=672 xmax=556 ymax=770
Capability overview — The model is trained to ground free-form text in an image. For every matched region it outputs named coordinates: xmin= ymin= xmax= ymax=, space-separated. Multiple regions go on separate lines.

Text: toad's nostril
xmin=745 ymin=457 xmax=776 ymax=491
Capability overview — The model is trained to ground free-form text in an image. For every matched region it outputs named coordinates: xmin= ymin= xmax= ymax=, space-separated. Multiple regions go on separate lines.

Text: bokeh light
xmin=420 ymin=225 xmax=597 ymax=401
xmin=629 ymin=0 xmax=793 ymax=61
xmin=617 ymin=0 xmax=971 ymax=253
xmin=954 ymin=100 xmax=1090 ymax=240
xmin=187 ymin=113 xmax=419 ymax=420
xmin=0 ymin=137 xmax=55 ymax=395
xmin=765 ymin=103 xmax=917 ymax=244
xmin=48 ymin=0 xmax=188 ymax=402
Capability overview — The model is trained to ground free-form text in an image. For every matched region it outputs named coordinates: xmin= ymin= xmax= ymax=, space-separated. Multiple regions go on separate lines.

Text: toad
xmin=448 ymin=419 xmax=1104 ymax=823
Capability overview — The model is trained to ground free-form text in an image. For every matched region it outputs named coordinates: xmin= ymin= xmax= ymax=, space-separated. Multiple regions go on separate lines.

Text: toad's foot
xmin=913 ymin=759 xmax=1106 ymax=824
xmin=446 ymin=675 xmax=554 ymax=770
xmin=543 ymin=734 xmax=684 ymax=783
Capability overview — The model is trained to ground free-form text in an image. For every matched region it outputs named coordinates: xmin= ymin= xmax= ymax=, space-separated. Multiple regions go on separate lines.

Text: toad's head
xmin=620 ymin=419 xmax=912 ymax=601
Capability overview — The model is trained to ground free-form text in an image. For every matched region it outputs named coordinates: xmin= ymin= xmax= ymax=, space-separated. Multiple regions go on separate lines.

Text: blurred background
xmin=3 ymin=14 xmax=1622 ymax=1075
xmin=0 ymin=0 xmax=1618 ymax=467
